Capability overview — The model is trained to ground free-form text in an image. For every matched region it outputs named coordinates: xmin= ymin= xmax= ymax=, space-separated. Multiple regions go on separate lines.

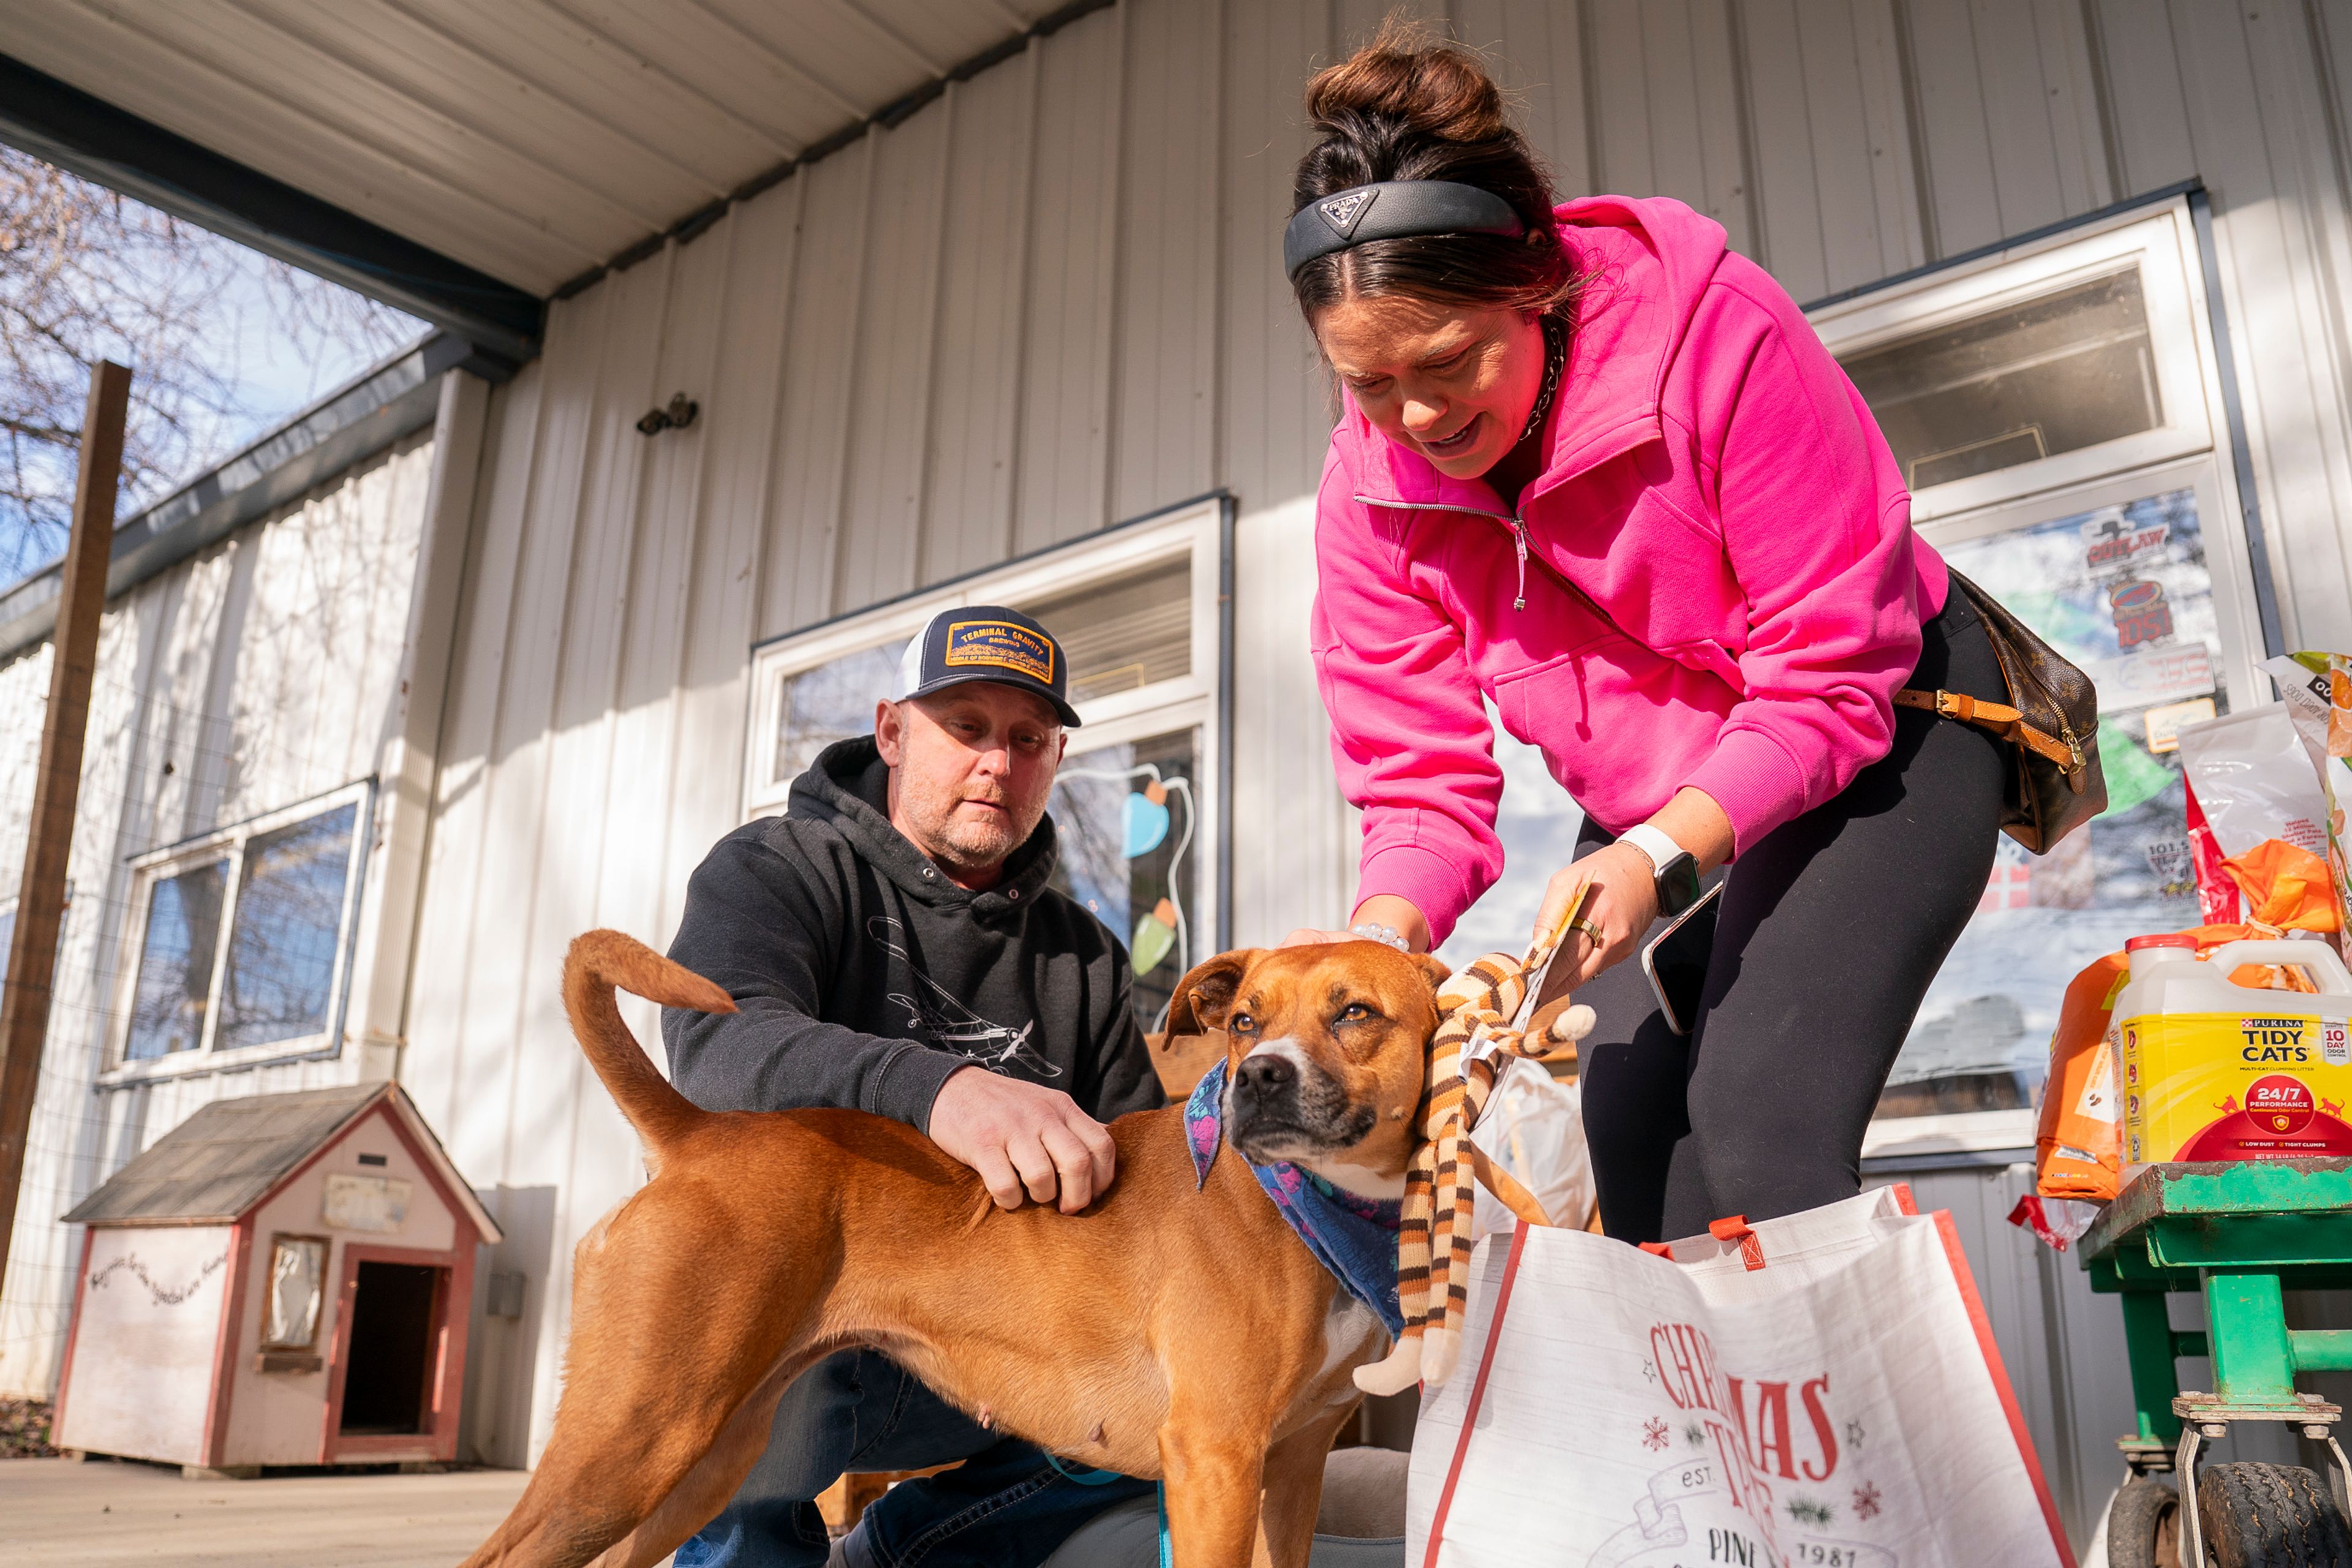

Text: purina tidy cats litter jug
xmin=2117 ymin=932 xmax=2352 ymax=1186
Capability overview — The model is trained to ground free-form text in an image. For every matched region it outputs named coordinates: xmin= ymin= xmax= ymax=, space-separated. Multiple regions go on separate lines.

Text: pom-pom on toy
xmin=1355 ymin=882 xmax=1597 ymax=1394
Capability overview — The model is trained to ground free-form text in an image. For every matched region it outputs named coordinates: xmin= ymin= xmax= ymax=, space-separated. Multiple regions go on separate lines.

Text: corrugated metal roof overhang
xmin=0 ymin=0 xmax=1072 ymax=299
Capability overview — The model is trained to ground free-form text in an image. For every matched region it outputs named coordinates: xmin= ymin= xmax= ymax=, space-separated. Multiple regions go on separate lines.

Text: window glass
xmin=1021 ymin=559 xmax=1191 ymax=704
xmin=1887 ymin=487 xmax=2223 ymax=1117
xmin=1051 ymin=729 xmax=1200 ymax=1030
xmin=771 ymin=641 xmax=908 ymax=799
xmin=762 ymin=558 xmax=1193 ymax=805
xmin=262 ymin=1236 xmax=326 ymax=1349
xmin=1839 ymin=268 xmax=2160 ymax=490
xmin=124 ymin=860 xmax=228 ymax=1060
xmin=216 ymin=802 xmax=358 ymax=1051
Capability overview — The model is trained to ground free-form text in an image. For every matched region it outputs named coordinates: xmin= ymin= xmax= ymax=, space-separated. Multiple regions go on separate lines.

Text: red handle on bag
xmin=1708 ymin=1215 xmax=1766 ymax=1272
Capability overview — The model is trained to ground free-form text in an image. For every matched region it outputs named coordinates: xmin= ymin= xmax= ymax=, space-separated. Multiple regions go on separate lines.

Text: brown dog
xmin=460 ymin=930 xmax=1449 ymax=1568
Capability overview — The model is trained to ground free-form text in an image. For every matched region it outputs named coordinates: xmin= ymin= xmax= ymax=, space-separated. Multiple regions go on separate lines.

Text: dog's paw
xmin=1353 ymin=1341 xmax=1423 ymax=1396
xmin=1419 ymin=1327 xmax=1464 ymax=1387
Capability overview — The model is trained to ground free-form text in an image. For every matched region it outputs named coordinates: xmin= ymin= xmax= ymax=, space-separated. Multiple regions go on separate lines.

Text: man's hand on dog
xmin=929 ymin=1066 xmax=1119 ymax=1213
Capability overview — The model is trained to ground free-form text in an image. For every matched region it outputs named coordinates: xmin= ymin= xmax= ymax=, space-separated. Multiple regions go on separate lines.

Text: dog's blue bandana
xmin=1185 ymin=1059 xmax=1403 ymax=1335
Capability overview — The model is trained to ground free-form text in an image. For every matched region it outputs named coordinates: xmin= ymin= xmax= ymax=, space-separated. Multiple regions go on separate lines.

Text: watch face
xmin=1657 ymin=854 xmax=1703 ymax=916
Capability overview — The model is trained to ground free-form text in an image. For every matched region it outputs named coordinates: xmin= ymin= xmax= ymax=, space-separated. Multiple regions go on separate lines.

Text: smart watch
xmin=1618 ymin=823 xmax=1703 ymax=918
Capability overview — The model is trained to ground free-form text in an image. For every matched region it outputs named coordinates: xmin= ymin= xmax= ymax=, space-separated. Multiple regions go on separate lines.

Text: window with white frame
xmin=108 ymin=782 xmax=371 ymax=1077
xmin=745 ymin=500 xmax=1225 ymax=1031
xmin=1809 ymin=197 xmax=2271 ymax=1154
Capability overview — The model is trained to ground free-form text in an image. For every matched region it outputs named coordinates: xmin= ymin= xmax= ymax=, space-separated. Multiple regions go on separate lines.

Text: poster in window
xmin=1050 ymin=729 xmax=1199 ymax=1032
xmin=1885 ymin=488 xmax=2226 ymax=1117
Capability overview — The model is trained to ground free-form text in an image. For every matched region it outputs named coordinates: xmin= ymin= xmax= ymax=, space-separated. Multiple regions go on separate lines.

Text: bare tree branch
xmin=0 ymin=147 xmax=419 ymax=581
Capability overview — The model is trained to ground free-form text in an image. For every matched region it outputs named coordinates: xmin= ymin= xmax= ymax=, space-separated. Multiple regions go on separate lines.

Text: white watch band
xmin=1616 ymin=823 xmax=1685 ymax=876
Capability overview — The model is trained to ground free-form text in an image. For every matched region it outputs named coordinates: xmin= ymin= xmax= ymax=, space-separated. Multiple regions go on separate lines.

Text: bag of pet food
xmin=2177 ymin=704 xmax=2332 ymax=922
xmin=2260 ymin=652 xmax=2352 ymax=955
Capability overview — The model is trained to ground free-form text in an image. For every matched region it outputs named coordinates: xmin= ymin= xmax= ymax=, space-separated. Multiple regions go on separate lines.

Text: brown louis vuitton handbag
xmin=1893 ymin=568 xmax=2105 ymax=853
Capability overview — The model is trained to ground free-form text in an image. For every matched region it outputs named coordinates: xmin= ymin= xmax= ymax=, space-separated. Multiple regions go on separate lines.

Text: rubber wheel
xmin=2195 ymin=1461 xmax=2352 ymax=1567
xmin=2109 ymin=1476 xmax=2184 ymax=1568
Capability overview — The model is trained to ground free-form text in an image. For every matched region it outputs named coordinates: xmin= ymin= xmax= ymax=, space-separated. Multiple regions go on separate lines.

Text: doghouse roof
xmin=62 ymin=1082 xmax=502 ymax=1242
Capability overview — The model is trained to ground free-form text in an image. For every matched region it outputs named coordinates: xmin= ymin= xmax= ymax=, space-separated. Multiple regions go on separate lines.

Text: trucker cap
xmin=888 ymin=605 xmax=1082 ymax=728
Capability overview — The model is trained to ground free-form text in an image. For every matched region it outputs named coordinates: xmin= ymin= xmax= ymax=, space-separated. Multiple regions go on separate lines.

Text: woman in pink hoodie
xmin=1286 ymin=36 xmax=2011 ymax=1243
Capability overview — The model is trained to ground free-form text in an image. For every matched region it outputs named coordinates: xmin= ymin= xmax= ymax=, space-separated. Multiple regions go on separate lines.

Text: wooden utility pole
xmin=0 ymin=360 xmax=130 ymax=1293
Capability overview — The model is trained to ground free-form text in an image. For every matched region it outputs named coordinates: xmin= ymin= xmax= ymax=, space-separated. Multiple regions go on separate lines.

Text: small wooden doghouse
xmin=54 ymin=1082 xmax=501 ymax=1474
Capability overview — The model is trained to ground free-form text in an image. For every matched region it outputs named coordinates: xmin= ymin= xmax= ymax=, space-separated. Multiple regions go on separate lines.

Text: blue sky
xmin=161 ymin=257 xmax=429 ymax=494
xmin=0 ymin=149 xmax=429 ymax=585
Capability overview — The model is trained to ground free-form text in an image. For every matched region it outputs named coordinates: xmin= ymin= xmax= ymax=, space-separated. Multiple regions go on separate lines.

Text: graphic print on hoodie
xmin=862 ymin=913 xmax=1056 ymax=1077
xmin=661 ymin=736 xmax=1164 ymax=1129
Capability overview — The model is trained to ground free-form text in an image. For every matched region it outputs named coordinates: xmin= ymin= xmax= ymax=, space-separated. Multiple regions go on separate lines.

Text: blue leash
xmin=1044 ymin=1454 xmax=1173 ymax=1567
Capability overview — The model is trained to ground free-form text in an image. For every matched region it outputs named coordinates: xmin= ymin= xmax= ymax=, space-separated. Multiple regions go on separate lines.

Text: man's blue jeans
xmin=674 ymin=1349 xmax=1153 ymax=1568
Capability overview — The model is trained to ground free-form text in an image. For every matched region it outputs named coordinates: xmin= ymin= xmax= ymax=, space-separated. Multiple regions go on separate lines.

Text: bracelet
xmin=1348 ymin=922 xmax=1411 ymax=952
xmin=1616 ymin=822 xmax=1684 ymax=876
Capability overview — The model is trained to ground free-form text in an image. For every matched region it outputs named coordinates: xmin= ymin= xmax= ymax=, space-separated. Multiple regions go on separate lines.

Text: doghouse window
xmin=107 ymin=783 xmax=371 ymax=1081
xmin=744 ymin=499 xmax=1227 ymax=1028
xmin=262 ymin=1235 xmax=327 ymax=1351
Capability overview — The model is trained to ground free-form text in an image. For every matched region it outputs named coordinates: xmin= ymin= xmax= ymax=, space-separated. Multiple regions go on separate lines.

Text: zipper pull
xmin=1512 ymin=521 xmax=1528 ymax=611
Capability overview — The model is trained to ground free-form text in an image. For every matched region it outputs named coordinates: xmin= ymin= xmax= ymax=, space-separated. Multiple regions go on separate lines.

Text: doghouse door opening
xmin=338 ymin=1262 xmax=443 ymax=1435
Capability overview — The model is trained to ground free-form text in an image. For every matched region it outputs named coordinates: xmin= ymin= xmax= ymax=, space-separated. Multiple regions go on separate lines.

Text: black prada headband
xmin=1283 ymin=180 xmax=1525 ymax=280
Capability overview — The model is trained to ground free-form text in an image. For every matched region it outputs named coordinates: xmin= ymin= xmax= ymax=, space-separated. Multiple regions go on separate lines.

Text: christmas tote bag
xmin=1406 ymin=1186 xmax=2073 ymax=1568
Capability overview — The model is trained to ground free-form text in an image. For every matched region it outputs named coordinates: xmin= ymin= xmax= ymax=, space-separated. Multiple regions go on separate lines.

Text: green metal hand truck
xmin=2081 ymin=1159 xmax=2352 ymax=1566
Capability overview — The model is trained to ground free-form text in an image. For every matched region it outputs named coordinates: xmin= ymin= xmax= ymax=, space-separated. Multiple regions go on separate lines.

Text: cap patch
xmin=1317 ymin=189 xmax=1374 ymax=237
xmin=944 ymin=619 xmax=1056 ymax=684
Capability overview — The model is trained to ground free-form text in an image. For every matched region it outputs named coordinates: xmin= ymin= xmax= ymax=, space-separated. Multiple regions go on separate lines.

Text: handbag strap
xmin=1893 ymin=687 xmax=2084 ymax=771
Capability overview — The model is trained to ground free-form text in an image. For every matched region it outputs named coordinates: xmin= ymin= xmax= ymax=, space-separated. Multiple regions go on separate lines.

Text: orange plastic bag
xmin=2035 ymin=839 xmax=2341 ymax=1200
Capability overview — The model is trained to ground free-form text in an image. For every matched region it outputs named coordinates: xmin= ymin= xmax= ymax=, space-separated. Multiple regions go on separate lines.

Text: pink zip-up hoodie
xmin=1311 ymin=194 xmax=1948 ymax=944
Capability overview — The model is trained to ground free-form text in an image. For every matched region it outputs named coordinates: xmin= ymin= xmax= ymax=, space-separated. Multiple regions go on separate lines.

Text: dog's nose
xmin=1234 ymin=1052 xmax=1295 ymax=1101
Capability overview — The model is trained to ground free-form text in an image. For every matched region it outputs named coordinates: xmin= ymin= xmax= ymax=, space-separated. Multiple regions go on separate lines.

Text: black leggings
xmin=1577 ymin=591 xmax=2010 ymax=1243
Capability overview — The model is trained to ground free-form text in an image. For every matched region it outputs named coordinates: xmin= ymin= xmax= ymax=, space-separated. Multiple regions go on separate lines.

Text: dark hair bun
xmin=1305 ymin=30 xmax=1509 ymax=145
xmin=1292 ymin=23 xmax=1579 ymax=325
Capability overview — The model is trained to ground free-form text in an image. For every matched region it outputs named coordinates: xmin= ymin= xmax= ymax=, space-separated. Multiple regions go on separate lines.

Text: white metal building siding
xmin=383 ymin=0 xmax=2352 ymax=1472
xmin=0 ymin=432 xmax=437 ymax=1396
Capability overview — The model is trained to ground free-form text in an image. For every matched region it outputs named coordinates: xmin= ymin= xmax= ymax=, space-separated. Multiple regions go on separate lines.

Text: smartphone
xmin=1642 ymin=883 xmax=1722 ymax=1037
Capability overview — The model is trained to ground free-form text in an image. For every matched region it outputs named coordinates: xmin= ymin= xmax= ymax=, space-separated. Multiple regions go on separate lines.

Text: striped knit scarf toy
xmin=1352 ymin=919 xmax=1596 ymax=1395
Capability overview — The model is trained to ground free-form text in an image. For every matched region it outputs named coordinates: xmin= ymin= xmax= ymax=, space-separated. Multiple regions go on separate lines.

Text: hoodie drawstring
xmin=1510 ymin=520 xmax=1528 ymax=611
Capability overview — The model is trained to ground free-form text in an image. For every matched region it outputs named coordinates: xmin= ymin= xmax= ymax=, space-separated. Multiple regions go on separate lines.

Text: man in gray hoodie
xmin=663 ymin=604 xmax=1163 ymax=1568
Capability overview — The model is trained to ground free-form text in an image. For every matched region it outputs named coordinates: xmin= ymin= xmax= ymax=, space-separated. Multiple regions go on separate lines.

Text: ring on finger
xmin=1567 ymin=916 xmax=1604 ymax=944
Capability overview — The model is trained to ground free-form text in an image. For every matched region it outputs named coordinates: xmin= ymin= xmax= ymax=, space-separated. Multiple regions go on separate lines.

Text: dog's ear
xmin=1410 ymin=952 xmax=1452 ymax=993
xmin=1166 ymin=949 xmax=1260 ymax=1036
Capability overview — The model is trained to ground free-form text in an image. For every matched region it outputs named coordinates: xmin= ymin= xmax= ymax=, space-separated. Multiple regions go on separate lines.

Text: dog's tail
xmin=562 ymin=929 xmax=737 ymax=1155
